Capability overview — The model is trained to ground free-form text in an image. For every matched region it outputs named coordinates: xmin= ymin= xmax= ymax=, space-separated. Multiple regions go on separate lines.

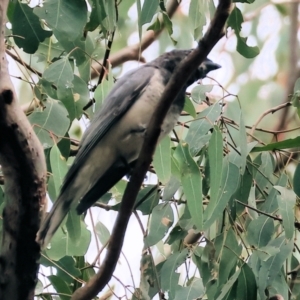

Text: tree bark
xmin=0 ymin=1 xmax=47 ymax=299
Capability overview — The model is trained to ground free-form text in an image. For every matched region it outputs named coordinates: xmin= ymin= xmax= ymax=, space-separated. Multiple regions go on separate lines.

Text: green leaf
xmin=293 ymin=164 xmax=300 ymax=197
xmin=183 ymin=97 xmax=197 ymax=118
xmin=57 ymin=134 xmax=71 ymax=159
xmin=227 ymin=7 xmax=260 ymax=58
xmin=236 ymin=35 xmax=260 ymax=59
xmin=253 ymin=152 xmax=274 ymax=194
xmin=12 ymin=2 xmax=52 ymax=54
xmin=252 ymin=136 xmax=300 ymax=152
xmin=238 ymin=113 xmax=247 ymax=174
xmin=145 ymin=203 xmax=174 ymax=246
xmin=256 ymin=245 xmax=280 ymax=261
xmin=41 ymin=255 xmax=81 ymax=284
xmin=246 ymin=215 xmax=274 ymax=248
xmin=216 ymin=269 xmax=241 ymax=300
xmin=47 ymin=275 xmax=72 ymax=300
xmin=135 ymin=185 xmax=160 ymax=215
xmin=57 ymin=75 xmax=90 ymax=121
xmin=141 ymin=0 xmax=158 ymax=25
xmin=258 ymin=237 xmax=293 ymax=298
xmin=45 ymin=220 xmax=91 ymax=260
xmin=50 ymin=144 xmax=68 ymax=195
xmin=188 ymin=0 xmax=206 ymax=40
xmin=43 ymin=57 xmax=74 ymax=90
xmin=215 ymin=229 xmax=242 ymax=286
xmin=95 ymin=221 xmax=110 ymax=245
xmin=28 ymin=99 xmax=70 ymax=149
xmin=191 ymin=85 xmax=213 ymax=104
xmin=162 ymin=12 xmax=176 ymax=44
xmin=174 ymin=278 xmax=205 ymax=300
xmin=153 ymin=136 xmax=171 ymax=184
xmin=106 ymin=0 xmax=117 ymax=31
xmin=85 ymin=0 xmax=107 ymax=31
xmin=173 ymin=143 xmax=203 ymax=230
xmin=34 ymin=0 xmax=88 ymax=41
xmin=208 ymin=126 xmax=223 ymax=211
xmin=136 ymin=0 xmax=142 ymax=41
xmin=137 ymin=254 xmax=160 ymax=299
xmin=66 ymin=209 xmax=81 ymax=243
xmin=236 ymin=264 xmax=257 ymax=300
xmin=275 ymin=186 xmax=296 ymax=240
xmin=234 ymin=164 xmax=253 ymax=216
xmin=204 ymin=161 xmax=240 ymax=228
xmin=162 ymin=176 xmax=180 ymax=201
xmin=54 ymin=30 xmax=87 ymax=66
xmin=185 ymin=102 xmax=221 ymax=156
xmin=160 ymin=249 xmax=189 ymax=299
xmin=291 ymin=78 xmax=300 ymax=108
xmin=92 ymin=70 xmax=114 ymax=114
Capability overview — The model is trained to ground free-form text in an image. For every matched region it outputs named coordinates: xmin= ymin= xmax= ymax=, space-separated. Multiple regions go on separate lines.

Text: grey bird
xmin=37 ymin=49 xmax=220 ymax=247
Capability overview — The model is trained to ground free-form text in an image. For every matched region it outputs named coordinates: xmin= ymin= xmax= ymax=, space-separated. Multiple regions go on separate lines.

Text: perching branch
xmin=71 ymin=1 xmax=232 ymax=299
xmin=0 ymin=1 xmax=47 ymax=299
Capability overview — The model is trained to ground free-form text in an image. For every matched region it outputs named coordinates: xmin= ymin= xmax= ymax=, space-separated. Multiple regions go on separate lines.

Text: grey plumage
xmin=37 ymin=49 xmax=220 ymax=248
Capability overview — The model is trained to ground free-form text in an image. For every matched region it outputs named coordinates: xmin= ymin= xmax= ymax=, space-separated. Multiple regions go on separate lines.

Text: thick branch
xmin=71 ymin=1 xmax=232 ymax=299
xmin=0 ymin=1 xmax=47 ymax=299
xmin=274 ymin=2 xmax=299 ymax=131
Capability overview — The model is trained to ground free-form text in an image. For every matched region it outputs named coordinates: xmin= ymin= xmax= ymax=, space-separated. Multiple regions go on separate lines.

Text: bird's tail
xmin=36 ymin=195 xmax=73 ymax=249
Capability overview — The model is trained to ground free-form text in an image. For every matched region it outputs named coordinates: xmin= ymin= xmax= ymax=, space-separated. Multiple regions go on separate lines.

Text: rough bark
xmin=0 ymin=1 xmax=47 ymax=299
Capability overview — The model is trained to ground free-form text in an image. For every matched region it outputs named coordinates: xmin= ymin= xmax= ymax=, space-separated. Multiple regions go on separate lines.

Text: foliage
xmin=2 ymin=0 xmax=300 ymax=299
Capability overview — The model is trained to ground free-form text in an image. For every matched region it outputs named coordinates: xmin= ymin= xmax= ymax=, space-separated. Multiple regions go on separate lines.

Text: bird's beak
xmin=203 ymin=60 xmax=221 ymax=73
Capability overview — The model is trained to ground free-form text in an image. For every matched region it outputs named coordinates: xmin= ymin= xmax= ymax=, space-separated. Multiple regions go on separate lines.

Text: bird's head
xmin=195 ymin=58 xmax=221 ymax=80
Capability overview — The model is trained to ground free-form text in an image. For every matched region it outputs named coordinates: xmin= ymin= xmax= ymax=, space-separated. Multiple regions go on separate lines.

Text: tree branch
xmin=0 ymin=1 xmax=47 ymax=299
xmin=71 ymin=1 xmax=232 ymax=299
xmin=274 ymin=2 xmax=299 ymax=131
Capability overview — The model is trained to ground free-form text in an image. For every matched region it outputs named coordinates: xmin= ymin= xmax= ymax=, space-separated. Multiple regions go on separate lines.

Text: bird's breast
xmin=111 ymin=69 xmax=182 ymax=163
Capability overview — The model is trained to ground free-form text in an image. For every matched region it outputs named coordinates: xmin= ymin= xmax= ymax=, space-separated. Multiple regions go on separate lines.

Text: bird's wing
xmin=61 ymin=65 xmax=156 ymax=193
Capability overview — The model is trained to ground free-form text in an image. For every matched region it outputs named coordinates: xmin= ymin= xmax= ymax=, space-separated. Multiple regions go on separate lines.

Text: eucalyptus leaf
xmin=173 ymin=143 xmax=203 ymax=230
xmin=145 ymin=203 xmax=174 ymax=246
xmin=153 ymin=136 xmax=171 ymax=184
xmin=12 ymin=2 xmax=52 ymax=54
xmin=28 ymin=99 xmax=70 ymax=149
xmin=275 ymin=186 xmax=296 ymax=240
xmin=185 ymin=102 xmax=221 ymax=156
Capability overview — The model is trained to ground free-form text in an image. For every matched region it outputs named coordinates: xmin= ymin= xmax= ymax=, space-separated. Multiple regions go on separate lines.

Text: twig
xmin=236 ymin=200 xmax=300 ymax=230
xmin=249 ymin=102 xmax=292 ymax=140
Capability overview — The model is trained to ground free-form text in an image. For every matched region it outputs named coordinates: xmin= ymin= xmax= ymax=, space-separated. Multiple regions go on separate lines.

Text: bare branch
xmin=274 ymin=2 xmax=299 ymax=131
xmin=71 ymin=1 xmax=232 ymax=299
xmin=249 ymin=102 xmax=292 ymax=139
xmin=0 ymin=1 xmax=47 ymax=299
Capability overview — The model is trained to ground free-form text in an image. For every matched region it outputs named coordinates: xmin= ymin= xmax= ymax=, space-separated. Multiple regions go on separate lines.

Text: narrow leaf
xmin=50 ymin=144 xmax=68 ymax=195
xmin=275 ymin=186 xmax=296 ymax=240
xmin=141 ymin=0 xmax=158 ymax=25
xmin=204 ymin=161 xmax=239 ymax=228
xmin=185 ymin=102 xmax=221 ymax=156
xmin=173 ymin=143 xmax=203 ymax=230
xmin=153 ymin=136 xmax=171 ymax=184
xmin=160 ymin=249 xmax=189 ymax=299
xmin=208 ymin=126 xmax=223 ymax=209
xmin=251 ymin=136 xmax=300 ymax=152
xmin=145 ymin=203 xmax=174 ymax=246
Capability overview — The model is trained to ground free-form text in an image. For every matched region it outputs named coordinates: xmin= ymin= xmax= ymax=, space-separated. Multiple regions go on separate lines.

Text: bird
xmin=37 ymin=49 xmax=221 ymax=248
